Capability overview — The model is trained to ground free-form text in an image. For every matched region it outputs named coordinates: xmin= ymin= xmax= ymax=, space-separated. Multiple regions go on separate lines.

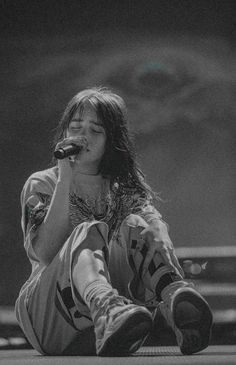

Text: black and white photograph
xmin=0 ymin=1 xmax=235 ymax=364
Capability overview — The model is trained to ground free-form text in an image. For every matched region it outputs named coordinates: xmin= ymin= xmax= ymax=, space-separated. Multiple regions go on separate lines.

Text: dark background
xmin=1 ymin=0 xmax=235 ymax=40
xmin=0 ymin=0 xmax=235 ymax=311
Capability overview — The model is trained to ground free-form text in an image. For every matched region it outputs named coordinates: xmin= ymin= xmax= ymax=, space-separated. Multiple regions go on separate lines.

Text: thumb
xmin=140 ymin=227 xmax=148 ymax=236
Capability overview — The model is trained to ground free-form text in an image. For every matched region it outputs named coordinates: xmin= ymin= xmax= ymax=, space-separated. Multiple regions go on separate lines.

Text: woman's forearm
xmin=33 ymin=179 xmax=72 ymax=265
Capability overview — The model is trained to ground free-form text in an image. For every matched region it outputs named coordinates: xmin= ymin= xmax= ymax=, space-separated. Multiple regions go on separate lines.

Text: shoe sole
xmin=173 ymin=290 xmax=213 ymax=355
xmin=98 ymin=310 xmax=152 ymax=357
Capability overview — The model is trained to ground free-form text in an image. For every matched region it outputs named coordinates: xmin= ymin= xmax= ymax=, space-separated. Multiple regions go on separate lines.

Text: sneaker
xmin=92 ymin=291 xmax=153 ymax=356
xmin=159 ymin=285 xmax=213 ymax=355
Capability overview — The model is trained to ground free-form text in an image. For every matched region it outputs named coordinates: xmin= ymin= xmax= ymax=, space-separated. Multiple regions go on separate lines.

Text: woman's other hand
xmin=140 ymin=220 xmax=184 ymax=277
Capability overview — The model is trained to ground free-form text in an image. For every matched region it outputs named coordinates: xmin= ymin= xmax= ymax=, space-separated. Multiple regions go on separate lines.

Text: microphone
xmin=54 ymin=138 xmax=88 ymax=159
xmin=54 ymin=144 xmax=82 ymax=159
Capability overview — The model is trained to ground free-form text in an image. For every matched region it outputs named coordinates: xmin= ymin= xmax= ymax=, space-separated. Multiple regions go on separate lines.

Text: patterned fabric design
xmin=24 ymin=173 xmax=161 ymax=245
xmin=128 ymin=238 xmax=182 ymax=306
xmin=69 ymin=178 xmax=158 ymax=242
xmin=69 ymin=180 xmax=113 ymax=227
xmin=27 ymin=192 xmax=52 ymax=232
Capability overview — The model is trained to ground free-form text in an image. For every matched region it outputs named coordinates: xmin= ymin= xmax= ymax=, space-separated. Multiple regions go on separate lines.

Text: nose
xmin=77 ymin=123 xmax=90 ymax=147
xmin=78 ymin=122 xmax=88 ymax=136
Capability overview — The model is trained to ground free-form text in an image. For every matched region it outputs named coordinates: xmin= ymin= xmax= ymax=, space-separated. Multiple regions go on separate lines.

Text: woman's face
xmin=66 ymin=104 xmax=106 ymax=171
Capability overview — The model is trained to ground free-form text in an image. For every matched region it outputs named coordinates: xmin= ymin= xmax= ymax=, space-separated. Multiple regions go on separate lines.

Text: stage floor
xmin=1 ymin=346 xmax=236 ymax=365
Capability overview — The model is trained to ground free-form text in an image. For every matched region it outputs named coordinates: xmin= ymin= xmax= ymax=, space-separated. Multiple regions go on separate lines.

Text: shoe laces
xmin=93 ymin=291 xmax=132 ymax=325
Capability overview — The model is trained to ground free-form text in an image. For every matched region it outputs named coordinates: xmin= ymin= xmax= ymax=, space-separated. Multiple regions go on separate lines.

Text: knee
xmin=118 ymin=214 xmax=148 ymax=246
xmin=73 ymin=222 xmax=108 ymax=251
xmin=122 ymin=214 xmax=148 ymax=230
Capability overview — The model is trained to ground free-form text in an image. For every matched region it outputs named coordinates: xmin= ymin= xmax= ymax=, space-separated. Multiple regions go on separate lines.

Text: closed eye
xmin=70 ymin=127 xmax=81 ymax=131
xmin=91 ymin=129 xmax=103 ymax=134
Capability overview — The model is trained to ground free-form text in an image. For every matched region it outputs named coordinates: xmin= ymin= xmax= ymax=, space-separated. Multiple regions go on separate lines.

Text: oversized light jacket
xmin=16 ymin=166 xmax=163 ymax=352
xmin=20 ymin=166 xmax=162 ymax=285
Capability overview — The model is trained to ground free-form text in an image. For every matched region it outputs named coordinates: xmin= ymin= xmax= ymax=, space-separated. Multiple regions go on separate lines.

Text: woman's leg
xmin=118 ymin=214 xmax=213 ymax=355
xmin=72 ymin=224 xmax=112 ymax=309
xmin=26 ymin=246 xmax=95 ymax=355
xmin=70 ymin=222 xmax=153 ymax=356
xmin=25 ymin=221 xmax=152 ymax=356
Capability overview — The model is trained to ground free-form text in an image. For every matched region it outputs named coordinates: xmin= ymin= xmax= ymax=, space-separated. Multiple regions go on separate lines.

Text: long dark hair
xmin=52 ymin=86 xmax=157 ymax=200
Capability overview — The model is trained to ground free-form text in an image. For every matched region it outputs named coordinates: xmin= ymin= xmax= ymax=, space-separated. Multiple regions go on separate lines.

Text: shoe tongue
xmin=92 ymin=291 xmax=133 ymax=325
xmin=90 ymin=291 xmax=118 ymax=322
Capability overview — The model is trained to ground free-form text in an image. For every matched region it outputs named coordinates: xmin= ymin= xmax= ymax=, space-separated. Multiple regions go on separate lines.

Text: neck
xmin=71 ymin=169 xmax=104 ymax=191
xmin=74 ymin=161 xmax=100 ymax=176
xmin=76 ymin=170 xmax=99 ymax=176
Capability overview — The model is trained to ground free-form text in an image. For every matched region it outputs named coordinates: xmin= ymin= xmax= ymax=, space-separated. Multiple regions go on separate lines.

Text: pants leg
xmin=108 ymin=214 xmax=213 ymax=355
xmin=111 ymin=214 xmax=183 ymax=308
xmin=26 ymin=220 xmax=109 ymax=355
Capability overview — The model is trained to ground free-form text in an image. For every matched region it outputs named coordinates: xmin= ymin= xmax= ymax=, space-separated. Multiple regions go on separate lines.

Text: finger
xmin=67 ymin=136 xmax=88 ymax=146
xmin=139 ymin=228 xmax=148 ymax=238
xmin=55 ymin=137 xmax=73 ymax=149
xmin=133 ymin=238 xmax=145 ymax=258
xmin=160 ymin=247 xmax=178 ymax=273
xmin=162 ymin=238 xmax=183 ymax=274
xmin=142 ymin=249 xmax=156 ymax=276
xmin=57 ymin=136 xmax=83 ymax=146
xmin=170 ymin=251 xmax=185 ymax=277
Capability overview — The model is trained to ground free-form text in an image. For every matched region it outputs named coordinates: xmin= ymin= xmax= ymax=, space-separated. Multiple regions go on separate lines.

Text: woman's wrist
xmin=56 ymin=178 xmax=71 ymax=192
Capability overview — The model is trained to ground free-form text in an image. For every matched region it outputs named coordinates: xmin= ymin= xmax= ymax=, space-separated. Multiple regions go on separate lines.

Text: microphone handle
xmin=54 ymin=144 xmax=82 ymax=159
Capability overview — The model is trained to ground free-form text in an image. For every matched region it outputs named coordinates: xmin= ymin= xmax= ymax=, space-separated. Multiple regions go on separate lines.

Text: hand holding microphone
xmin=54 ymin=136 xmax=88 ymax=182
xmin=54 ymin=136 xmax=88 ymax=160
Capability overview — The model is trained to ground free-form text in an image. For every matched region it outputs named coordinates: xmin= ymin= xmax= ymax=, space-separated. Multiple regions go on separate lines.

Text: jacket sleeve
xmin=21 ymin=176 xmax=52 ymax=262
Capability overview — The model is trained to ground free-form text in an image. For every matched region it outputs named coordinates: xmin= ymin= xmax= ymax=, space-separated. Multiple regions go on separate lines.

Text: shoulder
xmin=28 ymin=166 xmax=58 ymax=184
xmin=115 ymin=178 xmax=145 ymax=197
xmin=22 ymin=166 xmax=58 ymax=196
